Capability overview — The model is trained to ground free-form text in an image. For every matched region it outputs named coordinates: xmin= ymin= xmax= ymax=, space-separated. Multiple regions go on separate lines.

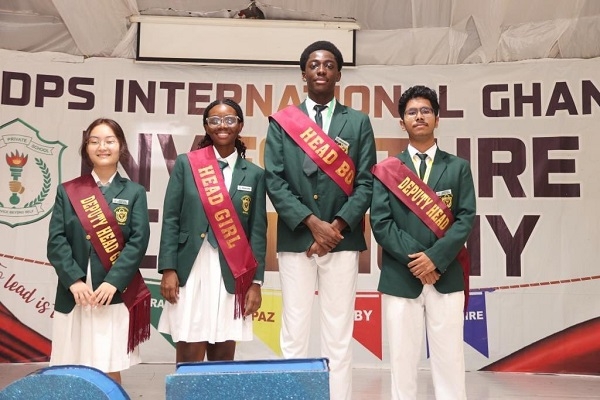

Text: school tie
xmin=217 ymin=160 xmax=228 ymax=174
xmin=417 ymin=153 xmax=428 ymax=180
xmin=303 ymin=104 xmax=328 ymax=176
xmin=207 ymin=160 xmax=228 ymax=248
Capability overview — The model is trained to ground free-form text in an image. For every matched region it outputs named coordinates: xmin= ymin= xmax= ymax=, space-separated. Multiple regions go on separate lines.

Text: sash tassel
xmin=186 ymin=147 xmax=258 ymax=320
xmin=234 ymin=269 xmax=255 ymax=320
xmin=126 ymin=290 xmax=151 ymax=354
xmin=122 ymin=271 xmax=152 ymax=353
xmin=63 ymin=175 xmax=151 ymax=353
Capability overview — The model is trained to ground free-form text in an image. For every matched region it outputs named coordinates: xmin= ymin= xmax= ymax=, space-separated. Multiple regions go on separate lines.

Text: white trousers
xmin=384 ymin=286 xmax=466 ymax=400
xmin=278 ymin=251 xmax=359 ymax=400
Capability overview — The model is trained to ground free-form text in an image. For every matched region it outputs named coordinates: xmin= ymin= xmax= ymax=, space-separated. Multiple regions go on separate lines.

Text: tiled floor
xmin=1 ymin=363 xmax=600 ymax=399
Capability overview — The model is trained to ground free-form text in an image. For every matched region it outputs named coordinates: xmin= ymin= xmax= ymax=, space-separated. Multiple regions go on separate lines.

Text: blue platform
xmin=166 ymin=358 xmax=330 ymax=399
xmin=0 ymin=365 xmax=129 ymax=400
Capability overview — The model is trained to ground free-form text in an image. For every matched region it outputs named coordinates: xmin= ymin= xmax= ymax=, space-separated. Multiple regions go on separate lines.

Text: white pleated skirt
xmin=158 ymin=240 xmax=252 ymax=343
xmin=50 ymin=263 xmax=140 ymax=373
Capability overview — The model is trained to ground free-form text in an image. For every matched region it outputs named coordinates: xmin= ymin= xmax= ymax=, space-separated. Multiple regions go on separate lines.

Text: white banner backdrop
xmin=1 ymin=49 xmax=599 ymax=373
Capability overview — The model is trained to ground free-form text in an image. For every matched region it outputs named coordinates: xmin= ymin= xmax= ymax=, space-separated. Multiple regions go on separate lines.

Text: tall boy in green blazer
xmin=264 ymin=41 xmax=376 ymax=400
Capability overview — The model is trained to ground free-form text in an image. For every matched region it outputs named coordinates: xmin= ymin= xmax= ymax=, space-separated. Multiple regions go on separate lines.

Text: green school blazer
xmin=370 ymin=150 xmax=476 ymax=298
xmin=157 ymin=153 xmax=267 ymax=293
xmin=47 ymin=173 xmax=150 ymax=313
xmin=264 ymin=101 xmax=376 ymax=252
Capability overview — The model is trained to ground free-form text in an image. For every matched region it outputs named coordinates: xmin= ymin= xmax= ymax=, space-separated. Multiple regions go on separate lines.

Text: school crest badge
xmin=114 ymin=206 xmax=129 ymax=225
xmin=441 ymin=193 xmax=452 ymax=208
xmin=0 ymin=119 xmax=67 ymax=227
xmin=241 ymin=195 xmax=251 ymax=214
xmin=436 ymin=189 xmax=453 ymax=209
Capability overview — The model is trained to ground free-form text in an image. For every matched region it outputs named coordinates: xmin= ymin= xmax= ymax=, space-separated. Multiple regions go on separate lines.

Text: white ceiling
xmin=1 ymin=0 xmax=599 ymax=65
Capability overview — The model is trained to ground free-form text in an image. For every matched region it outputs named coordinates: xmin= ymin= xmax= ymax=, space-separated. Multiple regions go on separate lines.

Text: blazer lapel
xmin=328 ymin=101 xmax=348 ymax=139
xmin=428 ymin=150 xmax=448 ymax=190
xmin=398 ymin=149 xmax=447 ymax=190
xmin=229 ymin=156 xmax=246 ymax=198
xmin=398 ymin=150 xmax=417 ymax=175
xmin=104 ymin=172 xmax=126 ymax=202
xmin=298 ymin=101 xmax=309 ymax=115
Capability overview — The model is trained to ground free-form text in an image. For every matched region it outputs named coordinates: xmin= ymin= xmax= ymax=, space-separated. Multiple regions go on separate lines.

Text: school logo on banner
xmin=0 ymin=119 xmax=67 ymax=227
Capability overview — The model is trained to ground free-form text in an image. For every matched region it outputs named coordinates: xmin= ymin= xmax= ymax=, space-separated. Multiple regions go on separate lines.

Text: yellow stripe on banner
xmin=252 ymin=289 xmax=283 ymax=356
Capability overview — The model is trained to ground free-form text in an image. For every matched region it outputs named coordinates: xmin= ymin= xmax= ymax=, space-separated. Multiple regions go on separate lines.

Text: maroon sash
xmin=270 ymin=105 xmax=355 ymax=196
xmin=63 ymin=174 xmax=150 ymax=353
xmin=371 ymin=156 xmax=470 ymax=308
xmin=187 ymin=146 xmax=257 ymax=318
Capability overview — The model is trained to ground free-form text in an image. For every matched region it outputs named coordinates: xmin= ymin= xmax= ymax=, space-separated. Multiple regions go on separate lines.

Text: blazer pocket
xmin=178 ymin=231 xmax=189 ymax=244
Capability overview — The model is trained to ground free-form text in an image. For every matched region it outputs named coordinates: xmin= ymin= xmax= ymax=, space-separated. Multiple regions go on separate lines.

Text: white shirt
xmin=91 ymin=170 xmax=117 ymax=188
xmin=407 ymin=143 xmax=437 ymax=183
xmin=305 ymin=97 xmax=336 ymax=133
xmin=212 ymin=147 xmax=238 ymax=191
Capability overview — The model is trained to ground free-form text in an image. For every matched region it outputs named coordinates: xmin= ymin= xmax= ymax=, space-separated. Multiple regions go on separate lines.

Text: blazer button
xmin=85 ymin=234 xmax=91 ymax=240
xmin=313 ymin=194 xmax=319 ymax=200
xmin=200 ymin=233 xmax=206 ymax=238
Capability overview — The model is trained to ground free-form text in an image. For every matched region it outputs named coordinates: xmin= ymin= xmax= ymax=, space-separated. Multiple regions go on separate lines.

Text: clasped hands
xmin=408 ymin=252 xmax=440 ymax=285
xmin=304 ymin=215 xmax=345 ymax=257
xmin=70 ymin=280 xmax=117 ymax=307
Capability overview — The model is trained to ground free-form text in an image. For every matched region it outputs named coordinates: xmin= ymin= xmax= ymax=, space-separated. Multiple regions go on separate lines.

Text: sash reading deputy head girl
xmin=63 ymin=174 xmax=151 ymax=353
xmin=187 ymin=146 xmax=257 ymax=318
xmin=270 ymin=105 xmax=356 ymax=196
xmin=371 ymin=156 xmax=471 ymax=309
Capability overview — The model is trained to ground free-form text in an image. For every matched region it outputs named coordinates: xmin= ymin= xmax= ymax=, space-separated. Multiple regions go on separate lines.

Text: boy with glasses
xmin=370 ymin=85 xmax=476 ymax=399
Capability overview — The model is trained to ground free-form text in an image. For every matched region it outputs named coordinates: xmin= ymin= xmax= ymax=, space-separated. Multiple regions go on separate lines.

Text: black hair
xmin=300 ymin=40 xmax=344 ymax=72
xmin=80 ymin=118 xmax=128 ymax=167
xmin=199 ymin=98 xmax=247 ymax=158
xmin=398 ymin=85 xmax=440 ymax=118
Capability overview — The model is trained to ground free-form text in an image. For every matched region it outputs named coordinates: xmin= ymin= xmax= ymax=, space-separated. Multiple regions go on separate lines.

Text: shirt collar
xmin=407 ymin=143 xmax=438 ymax=160
xmin=306 ymin=97 xmax=336 ymax=116
xmin=92 ymin=170 xmax=117 ymax=186
xmin=212 ymin=146 xmax=238 ymax=169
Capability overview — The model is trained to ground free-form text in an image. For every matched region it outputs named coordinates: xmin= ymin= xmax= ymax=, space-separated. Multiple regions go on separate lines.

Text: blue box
xmin=166 ymin=358 xmax=330 ymax=399
xmin=0 ymin=365 xmax=129 ymax=400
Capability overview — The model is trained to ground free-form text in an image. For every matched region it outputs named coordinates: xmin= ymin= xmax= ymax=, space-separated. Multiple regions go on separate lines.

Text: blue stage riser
xmin=166 ymin=358 xmax=330 ymax=400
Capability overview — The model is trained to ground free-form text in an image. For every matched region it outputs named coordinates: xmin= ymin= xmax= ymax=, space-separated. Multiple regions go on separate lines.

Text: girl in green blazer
xmin=157 ymin=99 xmax=267 ymax=363
xmin=47 ymin=118 xmax=150 ymax=384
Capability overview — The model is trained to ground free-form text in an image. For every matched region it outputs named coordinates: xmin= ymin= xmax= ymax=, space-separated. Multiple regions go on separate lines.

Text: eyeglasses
xmin=206 ymin=115 xmax=240 ymax=127
xmin=87 ymin=137 xmax=118 ymax=147
xmin=405 ymin=107 xmax=434 ymax=118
